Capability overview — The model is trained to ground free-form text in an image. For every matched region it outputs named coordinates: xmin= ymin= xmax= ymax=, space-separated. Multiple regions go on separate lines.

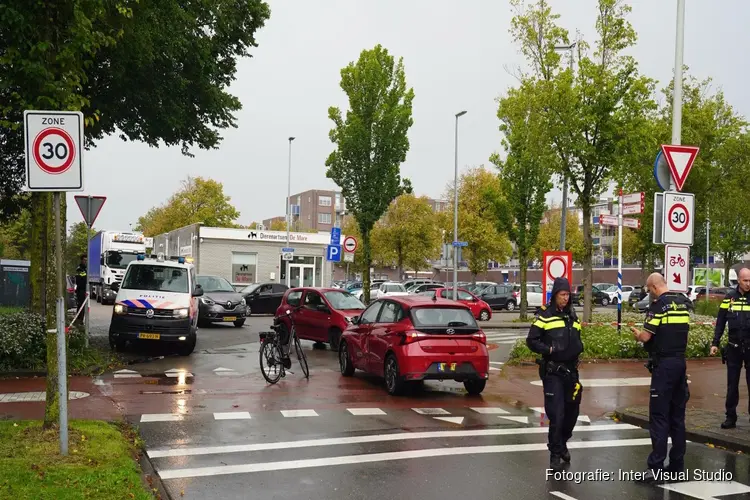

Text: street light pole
xmin=286 ymin=137 xmax=295 ymax=247
xmin=670 ymin=0 xmax=685 ymax=191
xmin=555 ymin=43 xmax=576 ymax=251
xmin=453 ymin=110 xmax=467 ymax=301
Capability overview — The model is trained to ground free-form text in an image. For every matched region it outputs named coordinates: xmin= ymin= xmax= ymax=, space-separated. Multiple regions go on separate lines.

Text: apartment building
xmin=264 ymin=189 xmax=347 ymax=232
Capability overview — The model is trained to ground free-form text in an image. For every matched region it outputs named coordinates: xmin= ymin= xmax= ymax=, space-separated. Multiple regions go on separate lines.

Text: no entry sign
xmin=24 ymin=110 xmax=84 ymax=191
xmin=543 ymin=251 xmax=572 ymax=304
xmin=343 ymin=236 xmax=358 ymax=253
xmin=662 ymin=192 xmax=694 ymax=246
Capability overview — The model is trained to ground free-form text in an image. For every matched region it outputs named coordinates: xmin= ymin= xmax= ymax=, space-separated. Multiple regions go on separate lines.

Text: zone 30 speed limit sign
xmin=24 ymin=110 xmax=84 ymax=191
xmin=662 ymin=192 xmax=694 ymax=246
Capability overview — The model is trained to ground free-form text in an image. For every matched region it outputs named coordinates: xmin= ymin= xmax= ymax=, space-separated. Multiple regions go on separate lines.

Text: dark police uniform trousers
xmin=527 ymin=307 xmax=584 ymax=457
xmin=713 ymin=289 xmax=750 ymax=422
xmin=75 ymin=264 xmax=87 ymax=313
xmin=643 ymin=293 xmax=691 ymax=471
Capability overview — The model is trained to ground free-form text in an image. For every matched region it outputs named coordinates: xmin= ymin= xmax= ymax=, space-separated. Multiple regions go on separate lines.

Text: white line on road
xmin=280 ymin=409 xmax=318 ymax=418
xmin=146 ymin=423 xmax=639 ymax=458
xmin=659 ymin=480 xmax=750 ymax=499
xmin=489 ymin=361 xmax=504 ymax=365
xmin=530 ymin=377 xmax=692 ymax=387
xmin=141 ymin=414 xmax=184 ymax=423
xmin=412 ymin=408 xmax=450 ymax=415
xmin=471 ymin=407 xmax=510 ymax=415
xmin=499 ymin=416 xmax=529 ymax=424
xmin=551 ymin=492 xmax=579 ymax=500
xmin=214 ymin=412 xmax=251 ymax=420
xmin=490 ymin=367 xmax=502 ymax=371
xmin=157 ymin=437 xmax=654 ymax=480
xmin=347 ymin=408 xmax=386 ymax=416
xmin=434 ymin=416 xmax=464 ymax=425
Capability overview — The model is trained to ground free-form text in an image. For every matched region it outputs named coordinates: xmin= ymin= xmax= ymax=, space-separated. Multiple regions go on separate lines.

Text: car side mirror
xmin=316 ymin=303 xmax=330 ymax=313
xmin=111 ymin=282 xmax=120 ymax=292
xmin=192 ymin=285 xmax=203 ymax=297
xmin=350 ymin=315 xmax=360 ymax=325
xmin=100 ymin=257 xmax=104 ymax=265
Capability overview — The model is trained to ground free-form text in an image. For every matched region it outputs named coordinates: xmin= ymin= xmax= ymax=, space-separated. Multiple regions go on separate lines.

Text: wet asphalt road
xmin=89 ymin=303 xmax=750 ymax=500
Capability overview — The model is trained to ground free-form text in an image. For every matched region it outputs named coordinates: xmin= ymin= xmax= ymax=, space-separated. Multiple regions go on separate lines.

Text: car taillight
xmin=67 ymin=288 xmax=74 ymax=293
xmin=472 ymin=332 xmax=486 ymax=344
xmin=512 ymin=291 xmax=519 ymax=298
xmin=401 ymin=331 xmax=426 ymax=345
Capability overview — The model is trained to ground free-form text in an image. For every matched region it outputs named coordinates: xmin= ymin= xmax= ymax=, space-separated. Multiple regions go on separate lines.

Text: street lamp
xmin=554 ymin=43 xmax=576 ymax=251
xmin=453 ymin=110 xmax=467 ymax=300
xmin=286 ymin=137 xmax=295 ymax=247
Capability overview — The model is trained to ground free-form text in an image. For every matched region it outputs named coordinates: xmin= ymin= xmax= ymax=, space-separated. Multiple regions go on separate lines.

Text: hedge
xmin=507 ymin=311 xmax=719 ymax=363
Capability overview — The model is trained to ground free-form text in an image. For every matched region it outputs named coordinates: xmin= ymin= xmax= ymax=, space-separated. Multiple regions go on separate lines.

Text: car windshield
xmin=606 ymin=285 xmax=618 ymax=292
xmin=196 ymin=275 xmax=235 ymax=293
xmin=323 ymin=291 xmax=365 ymax=310
xmin=105 ymin=251 xmax=140 ymax=269
xmin=410 ymin=307 xmax=478 ymax=329
xmin=240 ymin=284 xmax=261 ymax=294
xmin=122 ymin=265 xmax=188 ymax=293
xmin=383 ymin=284 xmax=406 ymax=293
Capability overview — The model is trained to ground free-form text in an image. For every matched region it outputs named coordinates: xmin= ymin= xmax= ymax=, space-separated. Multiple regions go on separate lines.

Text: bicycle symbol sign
xmin=669 ymin=255 xmax=686 ymax=267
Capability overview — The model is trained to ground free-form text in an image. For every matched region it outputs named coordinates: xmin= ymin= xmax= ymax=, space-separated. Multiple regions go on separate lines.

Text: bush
xmin=507 ymin=311 xmax=717 ymax=363
xmin=694 ymin=298 xmax=722 ymax=318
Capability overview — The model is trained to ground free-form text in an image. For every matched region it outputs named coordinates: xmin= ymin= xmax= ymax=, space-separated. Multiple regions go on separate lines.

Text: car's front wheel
xmin=479 ymin=310 xmax=490 ymax=321
xmin=233 ymin=319 xmax=245 ymax=328
xmin=506 ymin=301 xmax=516 ymax=311
xmin=339 ymin=341 xmax=355 ymax=376
xmin=177 ymin=335 xmax=196 ymax=356
xmin=384 ymin=354 xmax=405 ymax=396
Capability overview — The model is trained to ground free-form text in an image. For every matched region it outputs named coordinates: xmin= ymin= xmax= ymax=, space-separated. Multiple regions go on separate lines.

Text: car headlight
xmin=345 ymin=316 xmax=352 ymax=324
xmin=201 ymin=297 xmax=215 ymax=305
xmin=241 ymin=298 xmax=246 ymax=306
xmin=173 ymin=308 xmax=189 ymax=318
xmin=114 ymin=304 xmax=127 ymax=315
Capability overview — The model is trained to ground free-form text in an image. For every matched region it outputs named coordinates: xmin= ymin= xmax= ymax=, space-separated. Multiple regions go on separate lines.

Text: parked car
xmin=239 ymin=282 xmax=288 ymax=315
xmin=512 ymin=283 xmax=544 ymax=308
xmin=478 ymin=283 xmax=518 ymax=311
xmin=695 ymin=287 xmax=730 ymax=302
xmin=431 ymin=288 xmax=492 ymax=321
xmin=338 ymin=295 xmax=489 ymax=395
xmin=196 ymin=275 xmax=247 ymax=327
xmin=275 ymin=287 xmax=366 ymax=349
xmin=376 ymin=282 xmax=409 ymax=299
xmin=627 ymin=286 xmax=647 ymax=309
xmin=603 ymin=285 xmax=635 ymax=305
xmin=572 ymin=285 xmax=611 ymax=306
xmin=402 ymin=279 xmax=436 ymax=290
xmin=465 ymin=281 xmax=496 ymax=295
xmin=353 ymin=284 xmax=381 ymax=303
xmin=636 ymin=292 xmax=695 ymax=313
xmin=66 ymin=275 xmax=77 ymax=311
xmin=408 ymin=283 xmax=444 ymax=295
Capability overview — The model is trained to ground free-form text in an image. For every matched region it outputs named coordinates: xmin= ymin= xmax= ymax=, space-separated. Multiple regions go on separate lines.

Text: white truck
xmin=89 ymin=231 xmax=147 ymax=304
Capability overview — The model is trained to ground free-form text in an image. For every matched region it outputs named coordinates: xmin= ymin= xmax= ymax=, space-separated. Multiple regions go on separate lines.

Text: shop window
xmin=231 ymin=253 xmax=257 ymax=284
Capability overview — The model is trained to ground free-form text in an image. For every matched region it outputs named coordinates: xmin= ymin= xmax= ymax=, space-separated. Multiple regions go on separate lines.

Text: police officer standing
xmin=711 ymin=267 xmax=750 ymax=429
xmin=75 ymin=254 xmax=87 ymax=323
xmin=526 ymin=277 xmax=583 ymax=472
xmin=630 ymin=272 xmax=691 ymax=483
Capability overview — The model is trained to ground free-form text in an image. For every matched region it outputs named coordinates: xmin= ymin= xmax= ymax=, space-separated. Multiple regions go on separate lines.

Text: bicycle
xmin=258 ymin=308 xmax=309 ymax=384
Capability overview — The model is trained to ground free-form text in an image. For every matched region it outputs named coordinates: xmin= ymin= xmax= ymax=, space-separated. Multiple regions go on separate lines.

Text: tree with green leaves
xmin=534 ymin=207 xmax=584 ymax=264
xmin=1 ymin=0 xmax=269 ymax=429
xmin=136 ymin=177 xmax=241 ymax=236
xmin=325 ymin=45 xmax=414 ymax=303
xmin=508 ymin=0 xmax=656 ymax=321
xmin=490 ymin=78 xmax=553 ymax=318
xmin=66 ymin=222 xmax=93 ymax=275
xmin=0 ymin=209 xmax=31 ymax=260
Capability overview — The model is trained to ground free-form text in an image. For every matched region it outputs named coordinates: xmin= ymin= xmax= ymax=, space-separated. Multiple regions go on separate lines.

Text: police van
xmin=108 ymin=253 xmax=203 ymax=355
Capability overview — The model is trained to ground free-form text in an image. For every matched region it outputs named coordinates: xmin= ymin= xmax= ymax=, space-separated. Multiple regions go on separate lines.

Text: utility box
xmin=0 ymin=259 xmax=31 ymax=307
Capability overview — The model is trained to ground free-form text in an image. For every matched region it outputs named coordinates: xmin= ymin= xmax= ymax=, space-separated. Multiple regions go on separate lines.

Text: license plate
xmin=438 ymin=363 xmax=457 ymax=372
xmin=223 ymin=316 xmax=237 ymax=322
xmin=138 ymin=333 xmax=160 ymax=340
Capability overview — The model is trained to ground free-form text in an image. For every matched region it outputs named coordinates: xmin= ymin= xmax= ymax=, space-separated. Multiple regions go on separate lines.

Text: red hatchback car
xmin=338 ymin=295 xmax=489 ymax=396
xmin=419 ymin=287 xmax=492 ymax=321
xmin=275 ymin=287 xmax=366 ymax=350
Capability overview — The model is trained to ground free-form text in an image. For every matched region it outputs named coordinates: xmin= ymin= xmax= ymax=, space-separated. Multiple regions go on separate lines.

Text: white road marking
xmin=347 ymin=408 xmax=386 ymax=416
xmin=412 ymin=408 xmax=450 ymax=415
xmin=157 ymin=438 xmax=654 ymax=479
xmin=531 ymin=407 xmax=546 ymax=414
xmin=281 ymin=409 xmax=318 ymax=418
xmin=146 ymin=423 xmax=639 ymax=458
xmin=495 ymin=339 xmax=524 ymax=345
xmin=471 ymin=407 xmax=510 ymax=415
xmin=530 ymin=377 xmax=691 ymax=387
xmin=489 ymin=361 xmax=504 ymax=365
xmin=213 ymin=367 xmax=239 ymax=376
xmin=659 ymin=480 xmax=750 ymax=499
xmin=214 ymin=412 xmax=251 ymax=420
xmin=114 ymin=369 xmax=141 ymax=378
xmin=499 ymin=416 xmax=529 ymax=424
xmin=165 ymin=371 xmax=193 ymax=378
xmin=434 ymin=416 xmax=464 ymax=425
xmin=140 ymin=414 xmax=183 ymax=422
xmin=551 ymin=492 xmax=579 ymax=500
xmin=528 ymin=408 xmax=590 ymax=423
xmin=213 ymin=367 xmax=235 ymax=372
xmin=490 ymin=367 xmax=502 ymax=371
xmin=0 ymin=391 xmax=89 ymax=403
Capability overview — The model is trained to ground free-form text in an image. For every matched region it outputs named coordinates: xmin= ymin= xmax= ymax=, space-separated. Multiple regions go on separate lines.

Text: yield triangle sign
xmin=74 ymin=195 xmax=107 ymax=227
xmin=661 ymin=145 xmax=699 ymax=191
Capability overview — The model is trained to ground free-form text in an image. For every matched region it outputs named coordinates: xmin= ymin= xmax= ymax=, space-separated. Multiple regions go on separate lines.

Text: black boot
xmin=635 ymin=469 xmax=663 ymax=484
xmin=561 ymin=447 xmax=571 ymax=464
xmin=721 ymin=418 xmax=736 ymax=429
xmin=550 ymin=455 xmax=564 ymax=472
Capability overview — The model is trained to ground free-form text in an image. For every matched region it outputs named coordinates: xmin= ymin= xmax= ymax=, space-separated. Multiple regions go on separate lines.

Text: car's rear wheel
xmin=611 ymin=297 xmax=618 ymax=305
xmin=506 ymin=301 xmax=516 ymax=311
xmin=479 ymin=309 xmax=490 ymax=321
xmin=601 ymin=297 xmax=610 ymax=307
xmin=329 ymin=328 xmax=341 ymax=350
xmin=339 ymin=341 xmax=355 ymax=376
xmin=464 ymin=379 xmax=486 ymax=396
xmin=384 ymin=354 xmax=405 ymax=396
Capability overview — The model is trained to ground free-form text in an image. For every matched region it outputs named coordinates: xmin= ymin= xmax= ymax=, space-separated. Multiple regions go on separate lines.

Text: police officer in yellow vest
xmin=526 ymin=277 xmax=583 ymax=472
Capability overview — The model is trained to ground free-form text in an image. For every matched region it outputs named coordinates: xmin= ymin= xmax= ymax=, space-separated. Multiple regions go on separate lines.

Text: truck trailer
xmin=88 ymin=231 xmax=147 ymax=304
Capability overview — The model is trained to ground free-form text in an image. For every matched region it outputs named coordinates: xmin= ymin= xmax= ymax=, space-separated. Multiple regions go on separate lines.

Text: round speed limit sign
xmin=668 ymin=203 xmax=689 ymax=232
xmin=33 ymin=128 xmax=76 ymax=174
xmin=662 ymin=192 xmax=694 ymax=245
xmin=24 ymin=110 xmax=84 ymax=191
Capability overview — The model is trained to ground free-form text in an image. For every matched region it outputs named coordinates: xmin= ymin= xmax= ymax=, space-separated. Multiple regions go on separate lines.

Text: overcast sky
xmin=68 ymin=0 xmax=750 ymax=232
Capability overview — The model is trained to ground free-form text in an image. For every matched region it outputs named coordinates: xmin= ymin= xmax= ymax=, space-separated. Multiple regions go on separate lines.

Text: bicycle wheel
xmin=259 ymin=340 xmax=283 ymax=384
xmin=294 ymin=336 xmax=309 ymax=379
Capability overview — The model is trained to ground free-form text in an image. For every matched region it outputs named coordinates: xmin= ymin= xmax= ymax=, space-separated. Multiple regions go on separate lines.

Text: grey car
xmin=196 ymin=275 xmax=247 ymax=327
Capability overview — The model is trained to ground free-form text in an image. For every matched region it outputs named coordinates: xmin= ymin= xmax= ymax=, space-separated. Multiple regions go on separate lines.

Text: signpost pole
xmin=617 ymin=189 xmax=623 ymax=335
xmin=670 ymin=0 xmax=685 ymax=186
xmin=54 ymin=192 xmax=68 ymax=455
xmin=84 ymin=196 xmax=92 ymax=347
xmin=706 ymin=203 xmax=711 ymax=300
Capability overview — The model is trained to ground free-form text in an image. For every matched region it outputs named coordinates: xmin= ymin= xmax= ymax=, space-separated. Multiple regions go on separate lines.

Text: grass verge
xmin=0 ymin=420 xmax=154 ymax=499
xmin=507 ymin=311 xmax=718 ymax=364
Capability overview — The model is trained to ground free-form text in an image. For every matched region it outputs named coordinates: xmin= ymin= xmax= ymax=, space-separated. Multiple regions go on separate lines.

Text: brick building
xmin=264 ymin=189 xmax=347 ymax=232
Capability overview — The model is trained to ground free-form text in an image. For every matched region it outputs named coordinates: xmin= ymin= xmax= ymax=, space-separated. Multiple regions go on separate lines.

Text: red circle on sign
xmin=33 ymin=128 xmax=76 ymax=174
xmin=547 ymin=257 xmax=567 ymax=280
xmin=668 ymin=203 xmax=689 ymax=232
xmin=343 ymin=236 xmax=357 ymax=252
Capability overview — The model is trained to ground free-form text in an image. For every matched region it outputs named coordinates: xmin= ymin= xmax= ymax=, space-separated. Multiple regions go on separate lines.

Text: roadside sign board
xmin=282 ymin=252 xmax=294 ymax=261
xmin=330 ymin=227 xmax=341 ymax=246
xmin=281 ymin=247 xmax=295 ymax=253
xmin=24 ymin=110 xmax=84 ymax=191
xmin=653 ymin=192 xmax=664 ymax=245
xmin=665 ymin=244 xmax=690 ymax=293
xmin=542 ymin=251 xmax=572 ymax=304
xmin=662 ymin=192 xmax=694 ymax=246
xmin=662 ymin=144 xmax=699 ymax=191
xmin=622 ymin=202 xmax=644 ymax=215
xmin=598 ymin=215 xmax=618 ymax=226
xmin=621 ymin=192 xmax=644 ymax=205
xmin=653 ymin=150 xmax=671 ymax=191
xmin=452 ymin=241 xmax=468 ymax=247
xmin=622 ymin=217 xmax=641 ymax=229
xmin=74 ymin=195 xmax=106 ymax=227
xmin=326 ymin=245 xmax=341 ymax=262
xmin=343 ymin=236 xmax=357 ymax=253
xmin=344 ymin=252 xmax=354 ymax=263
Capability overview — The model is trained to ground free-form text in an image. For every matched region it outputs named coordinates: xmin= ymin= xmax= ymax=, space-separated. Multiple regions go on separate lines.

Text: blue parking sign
xmin=330 ymin=227 xmax=341 ymax=245
xmin=327 ymin=245 xmax=341 ymax=262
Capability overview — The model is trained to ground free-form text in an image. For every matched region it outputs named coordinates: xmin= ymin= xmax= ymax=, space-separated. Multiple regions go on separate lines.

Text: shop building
xmin=153 ymin=224 xmax=342 ymax=288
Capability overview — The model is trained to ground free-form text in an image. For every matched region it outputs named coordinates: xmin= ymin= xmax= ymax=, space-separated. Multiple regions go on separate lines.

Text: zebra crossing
xmin=485 ymin=329 xmax=527 ymax=345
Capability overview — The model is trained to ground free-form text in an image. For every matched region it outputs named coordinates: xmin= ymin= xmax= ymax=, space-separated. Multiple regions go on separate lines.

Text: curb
xmin=139 ymin=448 xmax=171 ymax=500
xmin=615 ymin=409 xmax=750 ymax=455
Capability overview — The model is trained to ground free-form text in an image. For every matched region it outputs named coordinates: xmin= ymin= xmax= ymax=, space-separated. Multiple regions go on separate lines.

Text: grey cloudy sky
xmin=68 ymin=0 xmax=750 ymax=232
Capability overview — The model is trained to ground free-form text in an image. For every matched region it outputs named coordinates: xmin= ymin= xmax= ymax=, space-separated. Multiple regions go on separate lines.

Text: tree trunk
xmin=724 ymin=255 xmax=732 ymax=287
xmin=519 ymin=254 xmax=528 ymax=320
xmin=396 ymin=244 xmax=403 ymax=282
xmin=30 ymin=192 xmax=65 ymax=429
xmin=362 ymin=228 xmax=371 ymax=303
xmin=581 ymin=203 xmax=593 ymax=322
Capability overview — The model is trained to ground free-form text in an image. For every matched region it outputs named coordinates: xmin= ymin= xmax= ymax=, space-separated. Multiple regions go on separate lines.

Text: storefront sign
xmin=201 ymin=227 xmax=343 ymax=246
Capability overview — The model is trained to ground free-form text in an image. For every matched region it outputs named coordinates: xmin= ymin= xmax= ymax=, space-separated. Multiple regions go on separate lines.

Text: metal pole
xmin=560 ymin=49 xmax=574 ymax=251
xmin=84 ymin=196 xmax=91 ymax=347
xmin=286 ymin=137 xmax=295 ymax=247
xmin=706 ymin=204 xmax=711 ymax=300
xmin=453 ymin=111 xmax=466 ymax=300
xmin=54 ymin=192 xmax=68 ymax=456
xmin=617 ymin=188 xmax=623 ymax=335
xmin=670 ymin=0 xmax=685 ymax=189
